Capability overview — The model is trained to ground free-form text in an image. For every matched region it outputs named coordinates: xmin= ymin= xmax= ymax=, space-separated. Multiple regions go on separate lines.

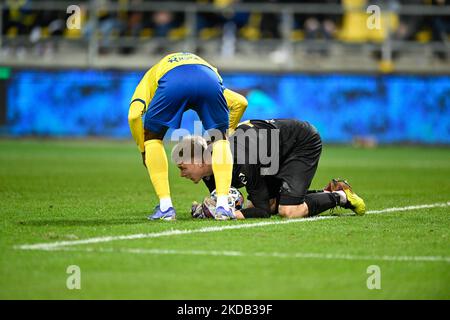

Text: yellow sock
xmin=144 ymin=140 xmax=171 ymax=207
xmin=212 ymin=139 xmax=232 ymax=208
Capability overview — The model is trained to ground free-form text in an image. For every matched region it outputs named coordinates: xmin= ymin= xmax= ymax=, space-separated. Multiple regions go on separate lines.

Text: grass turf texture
xmin=0 ymin=139 xmax=449 ymax=299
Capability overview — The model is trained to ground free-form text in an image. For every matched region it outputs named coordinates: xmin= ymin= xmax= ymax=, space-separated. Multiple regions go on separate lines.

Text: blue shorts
xmin=144 ymin=64 xmax=229 ymax=133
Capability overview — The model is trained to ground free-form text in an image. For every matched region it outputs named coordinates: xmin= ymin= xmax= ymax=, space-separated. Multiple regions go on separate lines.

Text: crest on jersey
xmin=239 ymin=173 xmax=247 ymax=185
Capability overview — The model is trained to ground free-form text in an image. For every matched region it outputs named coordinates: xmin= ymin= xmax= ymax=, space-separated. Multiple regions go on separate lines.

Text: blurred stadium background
xmin=0 ymin=0 xmax=449 ymax=144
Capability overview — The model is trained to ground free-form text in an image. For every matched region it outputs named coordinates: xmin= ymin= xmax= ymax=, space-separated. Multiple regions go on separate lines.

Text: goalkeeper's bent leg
xmin=304 ymin=192 xmax=340 ymax=216
xmin=212 ymin=139 xmax=233 ymax=210
xmin=144 ymin=139 xmax=173 ymax=211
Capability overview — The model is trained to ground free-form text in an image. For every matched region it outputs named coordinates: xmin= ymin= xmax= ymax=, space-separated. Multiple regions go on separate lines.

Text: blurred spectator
xmin=2 ymin=0 xmax=35 ymax=58
xmin=393 ymin=0 xmax=423 ymax=42
xmin=291 ymin=0 xmax=340 ymax=41
xmin=196 ymin=0 xmax=250 ymax=42
xmin=394 ymin=0 xmax=450 ymax=60
xmin=152 ymin=11 xmax=176 ymax=37
xmin=240 ymin=0 xmax=281 ymax=39
xmin=83 ymin=0 xmax=125 ymax=54
xmin=119 ymin=0 xmax=145 ymax=54
xmin=29 ymin=10 xmax=65 ymax=57
xmin=0 ymin=0 xmax=448 ymax=62
xmin=150 ymin=10 xmax=184 ymax=54
xmin=196 ymin=0 xmax=226 ymax=39
xmin=302 ymin=0 xmax=340 ymax=55
xmin=424 ymin=0 xmax=449 ymax=60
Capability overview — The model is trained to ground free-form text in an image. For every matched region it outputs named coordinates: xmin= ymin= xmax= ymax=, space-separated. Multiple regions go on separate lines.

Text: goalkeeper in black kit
xmin=172 ymin=119 xmax=366 ymax=219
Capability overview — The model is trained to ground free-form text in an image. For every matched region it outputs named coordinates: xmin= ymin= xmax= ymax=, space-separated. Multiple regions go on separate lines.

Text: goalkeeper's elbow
xmin=240 ymin=207 xmax=271 ymax=219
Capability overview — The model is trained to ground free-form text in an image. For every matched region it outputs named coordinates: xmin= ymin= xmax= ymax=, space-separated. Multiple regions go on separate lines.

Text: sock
xmin=216 ymin=195 xmax=229 ymax=209
xmin=212 ymin=139 xmax=232 ymax=210
xmin=333 ymin=190 xmax=347 ymax=206
xmin=144 ymin=140 xmax=171 ymax=208
xmin=159 ymin=197 xmax=173 ymax=212
xmin=304 ymin=192 xmax=340 ymax=216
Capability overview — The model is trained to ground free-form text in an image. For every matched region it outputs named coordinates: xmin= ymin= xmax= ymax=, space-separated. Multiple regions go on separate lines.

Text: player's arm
xmin=234 ymin=165 xmax=272 ymax=218
xmin=202 ymin=175 xmax=216 ymax=193
xmin=223 ymin=88 xmax=248 ymax=131
xmin=237 ymin=191 xmax=271 ymax=218
xmin=247 ymin=198 xmax=278 ymax=213
xmin=128 ymin=69 xmax=153 ymax=153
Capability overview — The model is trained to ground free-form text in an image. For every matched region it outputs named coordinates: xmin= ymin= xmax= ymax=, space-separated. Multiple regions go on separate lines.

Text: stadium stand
xmin=0 ymin=0 xmax=449 ymax=71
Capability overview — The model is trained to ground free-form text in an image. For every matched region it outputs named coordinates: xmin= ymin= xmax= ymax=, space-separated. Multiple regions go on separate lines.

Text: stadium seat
xmin=239 ymin=13 xmax=262 ymax=41
xmin=338 ymin=0 xmax=368 ymax=43
xmin=6 ymin=27 xmax=18 ymax=39
xmin=415 ymin=29 xmax=432 ymax=43
xmin=338 ymin=0 xmax=399 ymax=43
xmin=291 ymin=29 xmax=305 ymax=42
xmin=64 ymin=28 xmax=82 ymax=39
xmin=168 ymin=26 xmax=188 ymax=40
xmin=40 ymin=27 xmax=50 ymax=39
xmin=139 ymin=28 xmax=154 ymax=39
xmin=199 ymin=27 xmax=221 ymax=40
xmin=367 ymin=12 xmax=399 ymax=43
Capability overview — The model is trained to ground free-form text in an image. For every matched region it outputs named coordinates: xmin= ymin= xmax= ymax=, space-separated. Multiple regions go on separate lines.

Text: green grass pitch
xmin=0 ymin=139 xmax=449 ymax=299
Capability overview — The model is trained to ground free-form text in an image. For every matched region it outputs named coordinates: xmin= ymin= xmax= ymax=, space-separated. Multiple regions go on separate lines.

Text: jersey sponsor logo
xmin=168 ymin=53 xmax=200 ymax=63
xmin=281 ymin=181 xmax=291 ymax=193
xmin=239 ymin=173 xmax=247 ymax=185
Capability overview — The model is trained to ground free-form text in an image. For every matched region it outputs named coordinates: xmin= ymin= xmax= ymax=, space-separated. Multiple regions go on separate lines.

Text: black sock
xmin=304 ymin=192 xmax=340 ymax=216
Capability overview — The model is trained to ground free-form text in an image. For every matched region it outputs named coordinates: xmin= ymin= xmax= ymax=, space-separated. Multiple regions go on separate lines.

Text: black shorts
xmin=265 ymin=122 xmax=322 ymax=205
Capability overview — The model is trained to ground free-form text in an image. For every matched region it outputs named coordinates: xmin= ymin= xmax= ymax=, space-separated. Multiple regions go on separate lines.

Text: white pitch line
xmin=14 ymin=201 xmax=450 ymax=251
xmin=367 ymin=202 xmax=450 ymax=214
xmin=43 ymin=247 xmax=450 ymax=263
xmin=15 ymin=216 xmax=334 ymax=250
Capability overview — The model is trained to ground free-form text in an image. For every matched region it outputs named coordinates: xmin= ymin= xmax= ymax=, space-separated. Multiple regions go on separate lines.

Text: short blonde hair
xmin=171 ymin=135 xmax=212 ymax=165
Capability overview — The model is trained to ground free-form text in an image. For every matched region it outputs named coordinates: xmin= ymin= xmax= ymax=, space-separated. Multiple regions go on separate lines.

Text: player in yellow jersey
xmin=128 ymin=52 xmax=248 ymax=220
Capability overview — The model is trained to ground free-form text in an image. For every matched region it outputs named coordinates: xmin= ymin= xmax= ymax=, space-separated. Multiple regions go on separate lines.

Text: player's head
xmin=172 ymin=136 xmax=212 ymax=183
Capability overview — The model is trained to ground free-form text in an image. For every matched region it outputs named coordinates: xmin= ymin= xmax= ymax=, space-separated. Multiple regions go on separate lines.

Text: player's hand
xmin=191 ymin=201 xmax=206 ymax=219
xmin=233 ymin=210 xmax=245 ymax=220
xmin=141 ymin=152 xmax=146 ymax=168
xmin=269 ymin=198 xmax=278 ymax=214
